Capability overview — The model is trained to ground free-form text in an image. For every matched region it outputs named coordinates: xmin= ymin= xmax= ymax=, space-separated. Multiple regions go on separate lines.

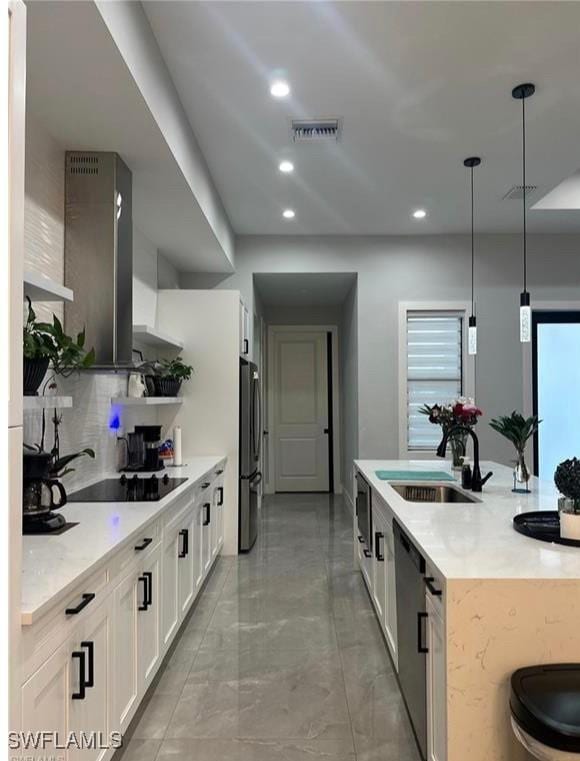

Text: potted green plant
xmin=23 ymin=298 xmax=95 ymax=395
xmin=139 ymin=357 xmax=193 ymax=397
xmin=489 ymin=411 xmax=541 ymax=492
xmin=554 ymin=458 xmax=580 ymax=540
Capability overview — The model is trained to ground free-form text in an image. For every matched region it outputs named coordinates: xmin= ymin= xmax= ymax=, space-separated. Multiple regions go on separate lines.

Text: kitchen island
xmin=354 ymin=459 xmax=580 ymax=761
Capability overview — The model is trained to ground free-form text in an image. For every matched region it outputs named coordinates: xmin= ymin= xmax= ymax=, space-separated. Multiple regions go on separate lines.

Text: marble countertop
xmin=355 ymin=459 xmax=580 ymax=581
xmin=21 ymin=456 xmax=226 ymax=625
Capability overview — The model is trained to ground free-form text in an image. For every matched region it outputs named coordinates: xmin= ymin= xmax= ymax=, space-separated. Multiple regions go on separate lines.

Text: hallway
xmin=121 ymin=493 xmax=420 ymax=761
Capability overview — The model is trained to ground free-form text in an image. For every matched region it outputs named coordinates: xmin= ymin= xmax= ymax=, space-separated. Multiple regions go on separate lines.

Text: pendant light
xmin=512 ymin=82 xmax=535 ymax=342
xmin=464 ymin=156 xmax=481 ymax=355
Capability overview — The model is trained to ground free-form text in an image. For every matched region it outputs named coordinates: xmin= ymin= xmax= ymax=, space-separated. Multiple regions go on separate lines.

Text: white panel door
xmin=112 ymin=572 xmax=139 ymax=733
xmin=426 ymin=595 xmax=447 ymax=761
xmin=138 ymin=545 xmax=161 ymax=691
xmin=177 ymin=508 xmax=196 ymax=617
xmin=273 ymin=331 xmax=329 ymax=492
xmin=161 ymin=524 xmax=180 ymax=649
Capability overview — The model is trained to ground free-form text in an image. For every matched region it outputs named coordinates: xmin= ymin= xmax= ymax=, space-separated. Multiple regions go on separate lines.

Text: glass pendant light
xmin=512 ymin=83 xmax=535 ymax=342
xmin=464 ymin=157 xmax=481 ymax=355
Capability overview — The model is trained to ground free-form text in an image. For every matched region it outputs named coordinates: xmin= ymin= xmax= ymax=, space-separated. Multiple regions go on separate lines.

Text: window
xmin=406 ymin=312 xmax=463 ymax=451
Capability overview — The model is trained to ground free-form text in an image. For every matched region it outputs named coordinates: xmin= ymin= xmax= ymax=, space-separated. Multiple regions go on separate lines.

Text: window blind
xmin=407 ymin=314 xmax=463 ymax=450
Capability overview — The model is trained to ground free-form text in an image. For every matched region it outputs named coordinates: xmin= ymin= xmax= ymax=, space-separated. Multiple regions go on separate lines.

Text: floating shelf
xmin=111 ymin=397 xmax=183 ymax=406
xmin=23 ymin=396 xmax=73 ymax=410
xmin=24 ymin=271 xmax=74 ymax=303
xmin=132 ymin=325 xmax=183 ymax=351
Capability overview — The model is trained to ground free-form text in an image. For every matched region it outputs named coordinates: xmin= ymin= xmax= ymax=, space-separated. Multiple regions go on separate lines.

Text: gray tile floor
xmin=119 ymin=493 xmax=420 ymax=761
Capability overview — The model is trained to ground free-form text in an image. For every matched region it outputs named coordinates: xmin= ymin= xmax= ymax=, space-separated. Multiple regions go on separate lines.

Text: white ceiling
xmin=254 ymin=272 xmax=356 ymax=307
xmin=144 ymin=1 xmax=580 ymax=236
xmin=25 ymin=1 xmax=233 ymax=273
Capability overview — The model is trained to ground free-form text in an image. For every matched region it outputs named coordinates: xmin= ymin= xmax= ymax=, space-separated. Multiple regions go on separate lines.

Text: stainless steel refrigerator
xmin=239 ymin=358 xmax=261 ymax=552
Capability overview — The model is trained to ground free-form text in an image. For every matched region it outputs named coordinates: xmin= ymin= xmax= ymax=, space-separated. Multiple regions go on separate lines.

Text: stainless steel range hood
xmin=64 ymin=151 xmax=133 ymax=368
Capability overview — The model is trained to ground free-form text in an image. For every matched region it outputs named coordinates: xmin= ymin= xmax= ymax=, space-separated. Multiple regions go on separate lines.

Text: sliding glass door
xmin=533 ymin=311 xmax=580 ymax=480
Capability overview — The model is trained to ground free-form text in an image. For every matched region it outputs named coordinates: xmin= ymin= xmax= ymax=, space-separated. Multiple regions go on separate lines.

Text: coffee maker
xmin=23 ymin=451 xmax=68 ymax=533
xmin=134 ymin=425 xmax=164 ymax=472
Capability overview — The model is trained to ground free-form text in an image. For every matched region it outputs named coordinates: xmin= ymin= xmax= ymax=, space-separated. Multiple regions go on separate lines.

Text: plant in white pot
xmin=554 ymin=458 xmax=580 ymax=541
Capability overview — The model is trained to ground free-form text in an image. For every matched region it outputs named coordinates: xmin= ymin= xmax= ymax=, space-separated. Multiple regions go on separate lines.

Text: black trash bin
xmin=510 ymin=665 xmax=580 ymax=757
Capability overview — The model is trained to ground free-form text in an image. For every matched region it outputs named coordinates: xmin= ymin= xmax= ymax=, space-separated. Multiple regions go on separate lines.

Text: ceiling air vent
xmin=291 ymin=118 xmax=341 ymax=143
xmin=502 ymin=184 xmax=538 ymax=201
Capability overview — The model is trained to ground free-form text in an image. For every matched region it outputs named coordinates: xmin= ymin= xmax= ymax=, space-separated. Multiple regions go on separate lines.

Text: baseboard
xmin=342 ymin=483 xmax=355 ymax=515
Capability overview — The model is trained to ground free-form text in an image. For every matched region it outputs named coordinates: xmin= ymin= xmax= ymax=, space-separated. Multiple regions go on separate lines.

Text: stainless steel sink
xmin=390 ymin=483 xmax=479 ymax=504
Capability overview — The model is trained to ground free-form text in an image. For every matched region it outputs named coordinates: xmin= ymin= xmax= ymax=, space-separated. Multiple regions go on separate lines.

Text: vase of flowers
xmin=420 ymin=398 xmax=483 ymax=469
xmin=554 ymin=458 xmax=580 ymax=540
xmin=489 ymin=412 xmax=541 ymax=493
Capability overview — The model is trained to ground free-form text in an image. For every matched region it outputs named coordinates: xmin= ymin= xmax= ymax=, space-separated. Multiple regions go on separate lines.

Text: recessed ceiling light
xmin=282 ymin=209 xmax=295 ymax=219
xmin=412 ymin=209 xmax=427 ymax=219
xmin=270 ymin=80 xmax=290 ymax=98
xmin=279 ymin=160 xmax=294 ymax=174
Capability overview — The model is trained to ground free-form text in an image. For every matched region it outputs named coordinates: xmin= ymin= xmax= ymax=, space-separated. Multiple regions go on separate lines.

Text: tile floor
xmin=118 ymin=493 xmax=420 ymax=761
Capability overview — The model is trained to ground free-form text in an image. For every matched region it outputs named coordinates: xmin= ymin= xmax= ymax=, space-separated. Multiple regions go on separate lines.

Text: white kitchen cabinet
xmin=370 ymin=505 xmax=398 ymax=668
xmin=240 ymin=298 xmax=250 ymax=357
xmin=383 ymin=515 xmax=398 ymax=666
xmin=426 ymin=592 xmax=447 ymax=761
xmin=22 ymin=599 xmax=113 ymax=761
xmin=212 ymin=476 xmax=225 ymax=557
xmin=202 ymin=498 xmax=212 ymax=574
xmin=372 ymin=509 xmax=387 ymax=622
xmin=137 ymin=545 xmax=161 ymax=692
xmin=193 ymin=499 xmax=205 ymax=592
xmin=161 ymin=519 xmax=181 ymax=650
xmin=177 ymin=507 xmax=196 ymax=618
xmin=112 ymin=573 xmax=138 ymax=734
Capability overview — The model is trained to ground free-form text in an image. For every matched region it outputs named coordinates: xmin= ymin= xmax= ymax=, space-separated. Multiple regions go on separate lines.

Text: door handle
xmin=71 ymin=650 xmax=87 ymax=700
xmin=81 ymin=641 xmax=94 ymax=688
xmin=138 ymin=575 xmax=148 ymax=611
xmin=201 ymin=482 xmax=211 ymax=490
xmin=203 ymin=503 xmax=211 ymax=526
xmin=134 ymin=537 xmax=153 ymax=552
xmin=243 ymin=338 xmax=249 ymax=355
xmin=424 ymin=577 xmax=442 ymax=597
xmin=144 ymin=571 xmax=153 ymax=608
xmin=178 ymin=528 xmax=189 ymax=558
xmin=363 ymin=549 xmax=372 ymax=558
xmin=216 ymin=487 xmax=224 ymax=506
xmin=323 ymin=428 xmax=329 ymax=434
xmin=417 ymin=612 xmax=429 ymax=654
xmin=65 ymin=592 xmax=95 ymax=616
xmin=374 ymin=532 xmax=385 ymax=562
xmin=357 ymin=535 xmax=365 ymax=543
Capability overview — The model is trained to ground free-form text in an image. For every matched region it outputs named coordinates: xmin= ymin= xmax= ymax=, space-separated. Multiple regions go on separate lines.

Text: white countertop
xmin=356 ymin=459 xmax=580 ymax=581
xmin=21 ymin=456 xmax=225 ymax=625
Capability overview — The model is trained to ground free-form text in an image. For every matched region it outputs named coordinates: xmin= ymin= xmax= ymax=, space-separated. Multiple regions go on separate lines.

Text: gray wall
xmin=186 ymin=233 xmax=580 ymax=490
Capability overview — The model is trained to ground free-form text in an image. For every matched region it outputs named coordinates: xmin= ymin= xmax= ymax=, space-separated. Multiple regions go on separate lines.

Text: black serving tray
xmin=513 ymin=511 xmax=580 ymax=548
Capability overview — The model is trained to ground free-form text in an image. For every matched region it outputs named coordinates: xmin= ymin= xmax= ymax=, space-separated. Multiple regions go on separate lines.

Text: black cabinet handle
xmin=66 ymin=592 xmax=95 ymax=616
xmin=203 ymin=503 xmax=211 ymax=526
xmin=201 ymin=482 xmax=210 ymax=490
xmin=178 ymin=528 xmax=189 ymax=558
xmin=71 ymin=650 xmax=86 ymax=700
xmin=138 ymin=575 xmax=148 ymax=611
xmin=417 ymin=612 xmax=429 ymax=653
xmin=216 ymin=487 xmax=224 ymax=506
xmin=375 ymin=532 xmax=385 ymax=562
xmin=357 ymin=535 xmax=365 ymax=544
xmin=215 ymin=469 xmax=224 ymax=476
xmin=363 ymin=549 xmax=372 ymax=558
xmin=424 ymin=577 xmax=442 ymax=597
xmin=81 ymin=641 xmax=94 ymax=688
xmin=144 ymin=571 xmax=153 ymax=608
xmin=243 ymin=338 xmax=249 ymax=355
xmin=134 ymin=537 xmax=153 ymax=552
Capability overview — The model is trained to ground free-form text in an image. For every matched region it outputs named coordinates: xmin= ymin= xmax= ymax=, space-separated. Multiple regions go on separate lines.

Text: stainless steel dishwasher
xmin=394 ymin=520 xmax=427 ymax=760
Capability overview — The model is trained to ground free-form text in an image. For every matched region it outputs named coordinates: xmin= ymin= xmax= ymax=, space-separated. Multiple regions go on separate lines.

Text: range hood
xmin=64 ymin=151 xmax=133 ymax=368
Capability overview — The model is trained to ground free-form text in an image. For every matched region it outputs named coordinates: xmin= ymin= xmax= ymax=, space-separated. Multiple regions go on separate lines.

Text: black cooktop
xmin=69 ymin=474 xmax=188 ymax=503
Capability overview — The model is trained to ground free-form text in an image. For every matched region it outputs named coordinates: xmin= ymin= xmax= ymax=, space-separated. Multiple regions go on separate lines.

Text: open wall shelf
xmin=111 ymin=397 xmax=183 ymax=407
xmin=132 ymin=325 xmax=183 ymax=351
xmin=24 ymin=271 xmax=74 ymax=303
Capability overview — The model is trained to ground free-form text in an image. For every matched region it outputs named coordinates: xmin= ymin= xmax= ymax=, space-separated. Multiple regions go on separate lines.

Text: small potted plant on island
xmin=139 ymin=357 xmax=193 ymax=397
xmin=419 ymin=398 xmax=483 ymax=469
xmin=555 ymin=458 xmax=580 ymax=541
xmin=23 ymin=298 xmax=95 ymax=395
xmin=489 ymin=411 xmax=541 ymax=493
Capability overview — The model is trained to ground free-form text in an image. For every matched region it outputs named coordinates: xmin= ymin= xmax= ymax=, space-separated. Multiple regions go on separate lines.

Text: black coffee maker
xmin=23 ymin=451 xmax=67 ymax=533
xmin=134 ymin=426 xmax=164 ymax=471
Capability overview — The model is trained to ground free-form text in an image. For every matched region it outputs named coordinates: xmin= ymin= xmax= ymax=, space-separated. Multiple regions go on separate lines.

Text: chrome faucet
xmin=436 ymin=425 xmax=493 ymax=492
